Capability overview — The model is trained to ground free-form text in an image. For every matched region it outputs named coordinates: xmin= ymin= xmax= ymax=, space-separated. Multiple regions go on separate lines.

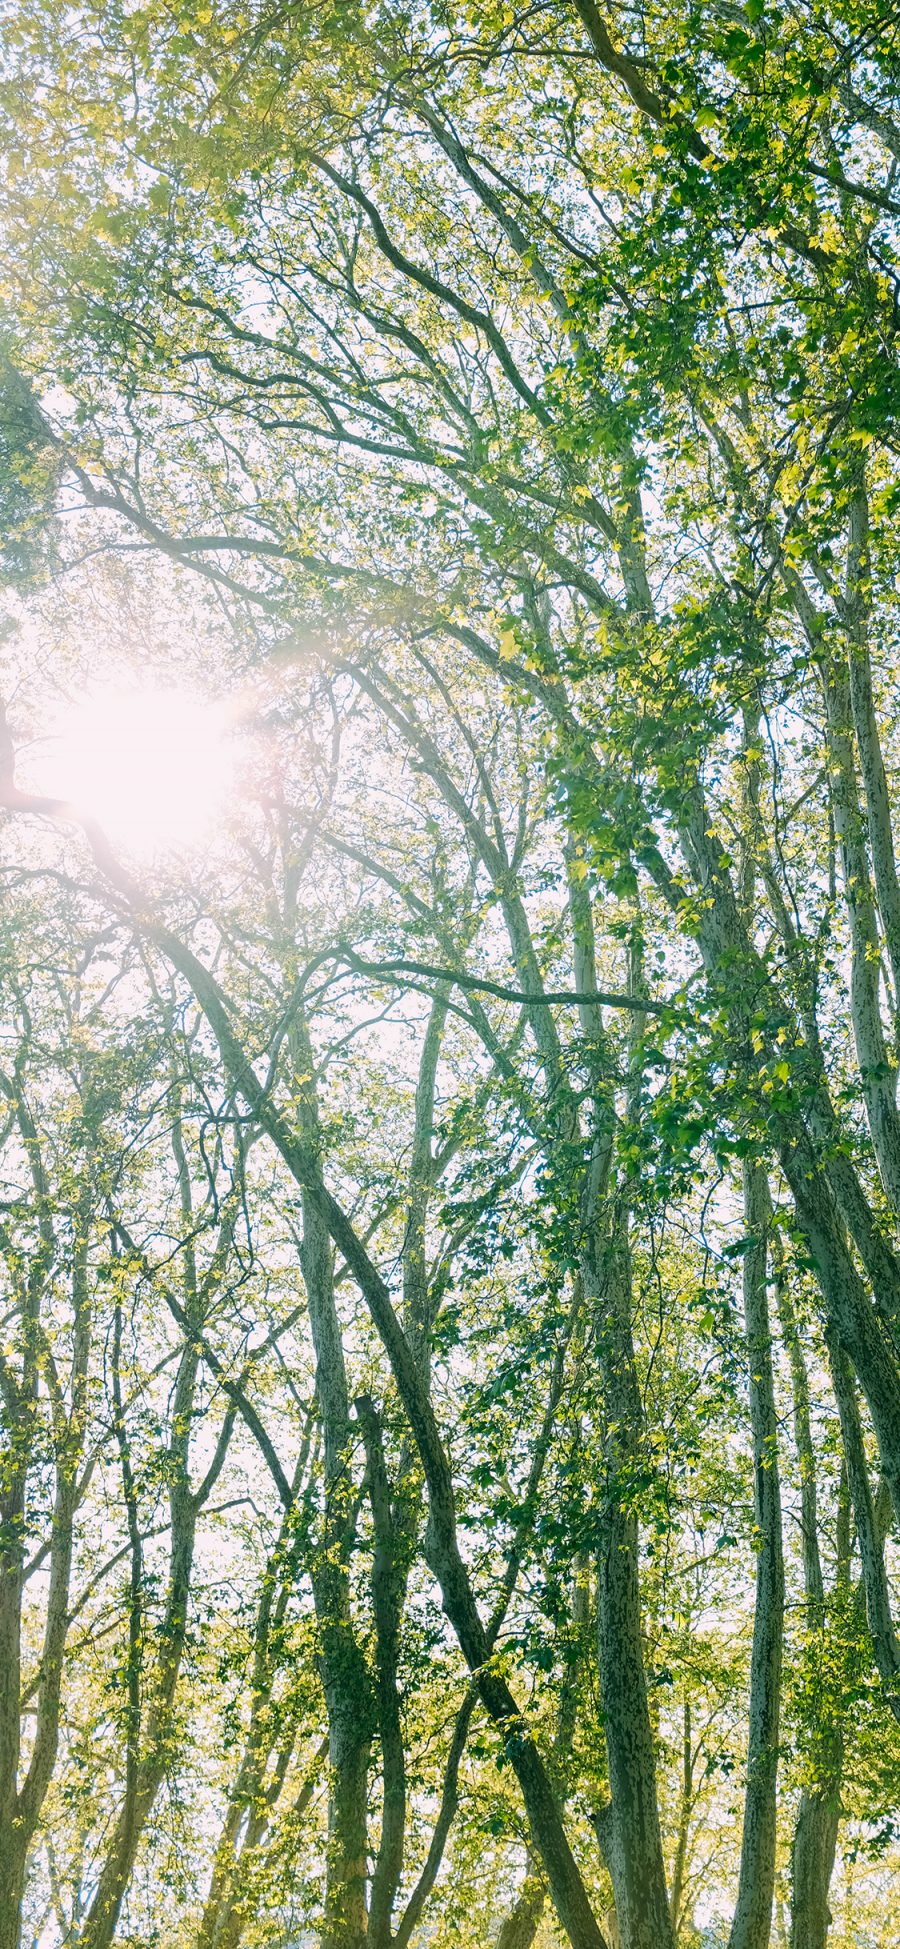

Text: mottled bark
xmin=821 ymin=653 xmax=900 ymax=1215
xmin=0 ymin=1388 xmax=30 ymax=1949
xmin=828 ymin=1345 xmax=900 ymax=1716
xmin=356 ymin=1396 xmax=405 ymax=1949
xmin=843 ymin=478 xmax=900 ymax=1020
xmin=728 ymin=1163 xmax=784 ymax=1949
xmin=776 ymin=1262 xmax=843 ymax=1949
xmin=570 ymin=899 xmax=673 ymax=1949
xmin=668 ymin=1694 xmax=693 ymax=1939
xmin=590 ymin=1221 xmax=676 ymax=1949
xmin=790 ymin=1791 xmax=840 ymax=1949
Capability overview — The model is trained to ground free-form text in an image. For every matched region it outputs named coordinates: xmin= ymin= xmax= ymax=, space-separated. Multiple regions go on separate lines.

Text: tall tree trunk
xmin=774 ymin=1251 xmax=844 ymax=1949
xmin=728 ymin=1162 xmax=784 ymax=1949
xmin=668 ymin=1692 xmax=694 ymax=1940
xmin=820 ymin=654 xmax=900 ymax=1216
xmin=0 ymin=1433 xmax=27 ymax=1949
xmin=589 ymin=1218 xmax=676 ymax=1949
xmin=827 ymin=1346 xmax=900 ymax=1712
xmin=80 ymin=1110 xmax=213 ymax=1949
xmin=0 ymin=1844 xmax=26 ymax=1949
xmin=0 ymin=1122 xmax=94 ymax=1949
xmin=789 ymin=1792 xmax=841 ymax=1949
xmin=843 ymin=476 xmax=900 ymax=1019
xmin=322 ymin=1728 xmax=370 ymax=1949
xmin=356 ymin=1398 xmax=405 ymax=1949
xmin=291 ymin=1005 xmax=372 ymax=1949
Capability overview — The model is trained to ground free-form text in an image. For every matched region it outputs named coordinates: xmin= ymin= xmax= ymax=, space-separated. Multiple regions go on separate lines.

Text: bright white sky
xmin=31 ymin=682 xmax=235 ymax=856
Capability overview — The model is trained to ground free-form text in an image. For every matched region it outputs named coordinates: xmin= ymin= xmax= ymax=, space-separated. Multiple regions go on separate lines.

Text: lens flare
xmin=42 ymin=683 xmax=232 ymax=855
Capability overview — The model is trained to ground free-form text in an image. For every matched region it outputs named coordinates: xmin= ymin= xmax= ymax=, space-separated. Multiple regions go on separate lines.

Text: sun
xmin=41 ymin=682 xmax=233 ymax=856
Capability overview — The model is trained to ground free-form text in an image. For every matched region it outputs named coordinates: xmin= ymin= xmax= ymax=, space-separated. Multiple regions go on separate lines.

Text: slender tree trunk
xmin=0 ymin=1139 xmax=94 ymax=1949
xmin=0 ymin=1847 xmax=27 ymax=1949
xmin=589 ymin=1218 xmax=676 ymax=1949
xmin=728 ymin=1163 xmax=784 ymax=1949
xmin=290 ymin=1004 xmax=372 ymax=1949
xmin=80 ymin=1151 xmax=205 ymax=1949
xmin=566 ymin=864 xmax=673 ymax=1949
xmin=0 ymin=1447 xmax=27 ymax=1949
xmin=669 ymin=1688 xmax=695 ymax=1939
xmin=820 ymin=654 xmax=900 ymax=1215
xmin=773 ymin=1251 xmax=844 ymax=1949
xmin=790 ymin=1791 xmax=841 ymax=1949
xmin=843 ymin=477 xmax=900 ymax=1018
xmin=828 ymin=1345 xmax=900 ymax=1712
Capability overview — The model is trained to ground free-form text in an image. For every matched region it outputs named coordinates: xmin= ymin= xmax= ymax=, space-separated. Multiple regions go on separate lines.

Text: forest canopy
xmin=1 ymin=4 xmax=900 ymax=1947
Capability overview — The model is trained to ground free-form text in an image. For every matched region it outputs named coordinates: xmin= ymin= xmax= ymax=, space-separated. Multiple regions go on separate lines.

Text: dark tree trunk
xmin=790 ymin=1790 xmax=840 ymax=1949
xmin=589 ymin=1221 xmax=676 ymax=1949
xmin=728 ymin=1162 xmax=784 ymax=1949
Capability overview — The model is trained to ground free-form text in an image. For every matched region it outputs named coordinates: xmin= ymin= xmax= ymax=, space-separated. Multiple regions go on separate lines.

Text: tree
xmin=2 ymin=3 xmax=900 ymax=1946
